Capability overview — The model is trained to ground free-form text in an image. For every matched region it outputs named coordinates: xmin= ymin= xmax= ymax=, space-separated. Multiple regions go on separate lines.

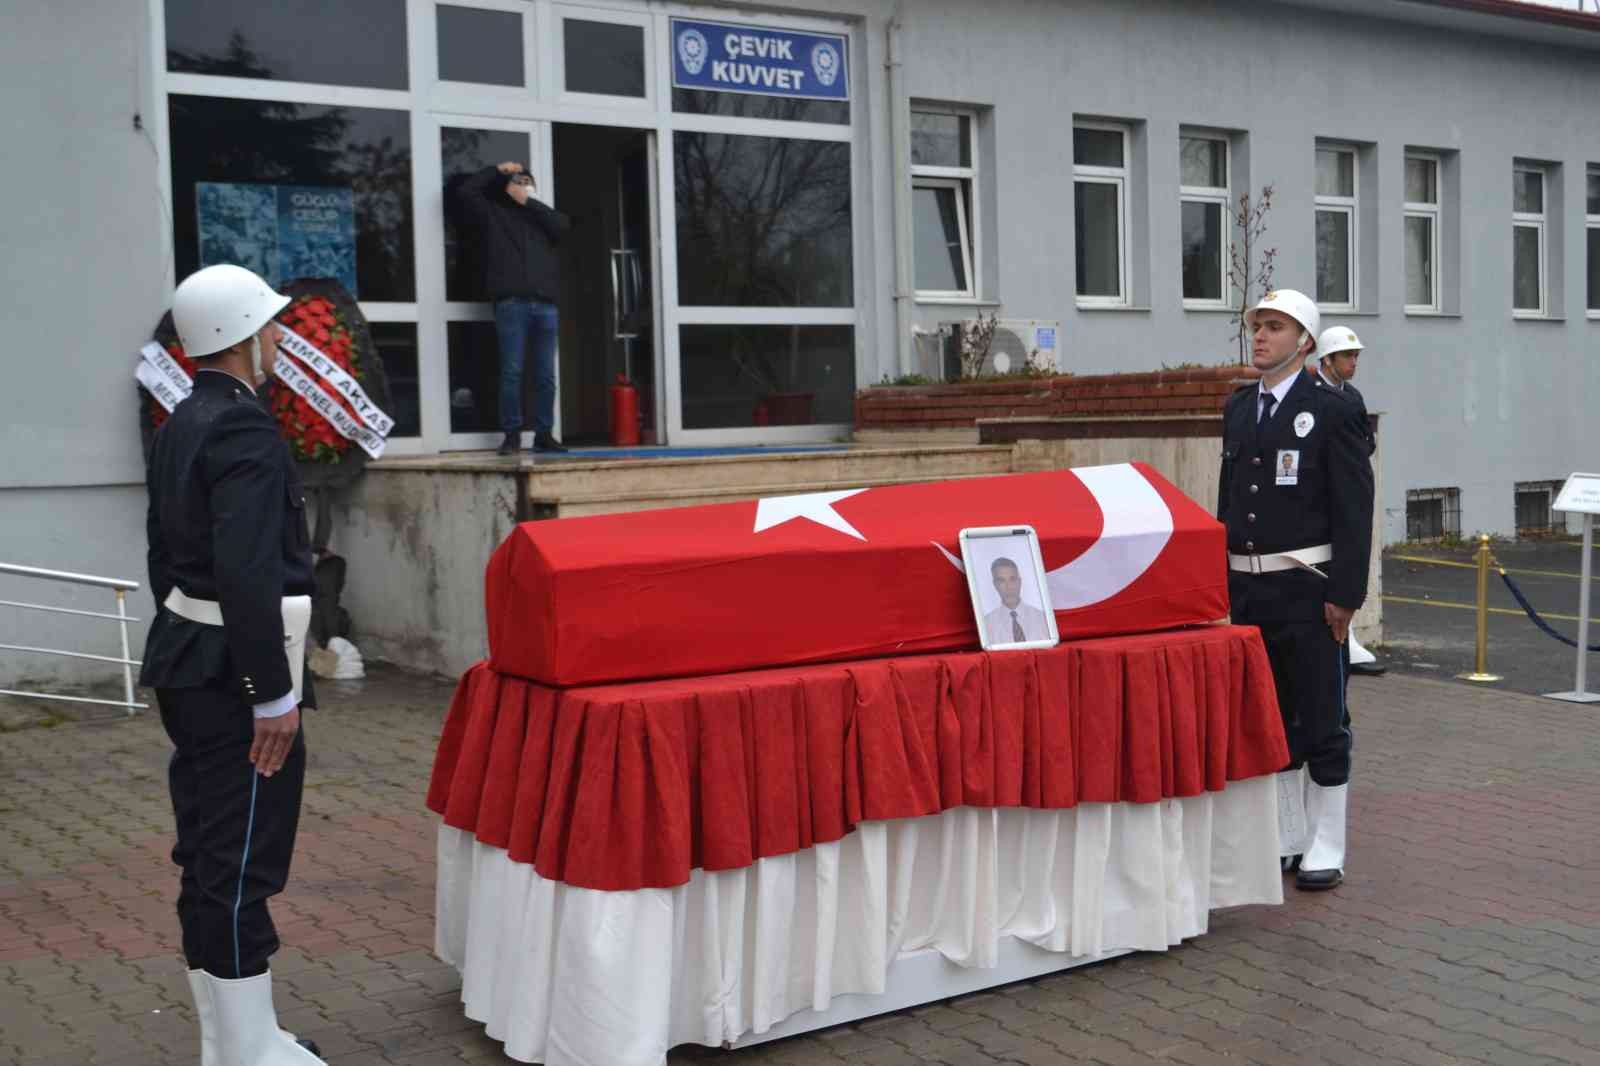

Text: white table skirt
xmin=435 ymin=774 xmax=1281 ymax=1066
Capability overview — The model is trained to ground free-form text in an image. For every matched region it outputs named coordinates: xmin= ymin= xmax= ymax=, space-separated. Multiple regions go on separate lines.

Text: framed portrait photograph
xmin=958 ymin=525 xmax=1060 ymax=652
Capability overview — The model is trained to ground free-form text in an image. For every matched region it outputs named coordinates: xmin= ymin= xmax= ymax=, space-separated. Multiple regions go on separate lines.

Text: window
xmin=1074 ymin=124 xmax=1129 ymax=305
xmin=1514 ymin=165 xmax=1547 ymax=316
xmin=1315 ymin=146 xmax=1357 ymax=309
xmin=1406 ymin=487 xmax=1461 ymax=542
xmin=1405 ymin=154 xmax=1441 ymax=312
xmin=1180 ymin=135 xmax=1228 ymax=305
xmin=436 ymin=5 xmax=524 ymax=86
xmin=1588 ymin=167 xmax=1599 ymax=316
xmin=563 ymin=19 xmax=646 ymax=97
xmin=169 ymin=95 xmax=415 ymax=303
xmin=166 ymin=0 xmax=409 ymax=89
xmin=910 ymin=109 xmax=977 ymax=298
xmin=674 ymin=132 xmax=853 ymax=308
xmin=1515 ymin=480 xmax=1563 ymax=536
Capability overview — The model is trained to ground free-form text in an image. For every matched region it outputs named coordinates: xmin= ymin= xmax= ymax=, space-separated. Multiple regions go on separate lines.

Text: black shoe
xmin=297 ymin=1037 xmax=322 ymax=1057
xmin=1295 ymin=867 xmax=1343 ymax=891
xmin=496 ymin=433 xmax=519 ymax=456
xmin=1349 ymin=661 xmax=1386 ymax=677
xmin=1281 ymin=854 xmax=1302 ymax=874
xmin=532 ymin=433 xmax=568 ymax=453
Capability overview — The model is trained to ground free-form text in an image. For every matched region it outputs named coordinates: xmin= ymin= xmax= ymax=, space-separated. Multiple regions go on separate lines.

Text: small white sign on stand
xmin=1545 ymin=472 xmax=1600 ymax=704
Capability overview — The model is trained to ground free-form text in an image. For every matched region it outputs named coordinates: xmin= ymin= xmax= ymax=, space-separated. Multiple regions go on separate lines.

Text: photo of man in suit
xmin=981 ymin=555 xmax=1050 ymax=645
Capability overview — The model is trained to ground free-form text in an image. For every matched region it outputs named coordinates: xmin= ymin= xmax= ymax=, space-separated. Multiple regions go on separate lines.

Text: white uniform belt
xmin=164 ymin=588 xmax=226 ymax=625
xmin=1227 ymin=543 xmax=1333 ymax=577
xmin=163 ymin=589 xmax=313 ymax=702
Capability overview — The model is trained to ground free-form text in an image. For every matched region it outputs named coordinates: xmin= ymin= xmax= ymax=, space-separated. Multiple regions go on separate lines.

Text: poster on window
xmin=196 ymin=182 xmax=358 ymax=298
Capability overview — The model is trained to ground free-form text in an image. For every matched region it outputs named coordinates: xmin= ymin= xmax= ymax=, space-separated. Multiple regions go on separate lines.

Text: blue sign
xmin=196 ymin=182 xmax=359 ymax=297
xmin=671 ymin=17 xmax=848 ymax=102
xmin=1036 ymin=327 xmax=1057 ymax=351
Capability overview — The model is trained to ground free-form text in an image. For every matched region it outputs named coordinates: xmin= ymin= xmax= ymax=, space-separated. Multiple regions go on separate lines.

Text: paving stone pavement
xmin=2 ymin=665 xmax=1597 ymax=1066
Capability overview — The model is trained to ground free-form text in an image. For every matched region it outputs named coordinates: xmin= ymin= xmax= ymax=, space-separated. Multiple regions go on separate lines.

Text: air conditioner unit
xmin=939 ymin=318 xmax=1061 ymax=379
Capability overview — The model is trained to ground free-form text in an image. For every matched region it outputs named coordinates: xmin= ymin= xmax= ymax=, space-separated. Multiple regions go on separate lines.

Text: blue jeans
xmin=493 ymin=297 xmax=558 ymax=435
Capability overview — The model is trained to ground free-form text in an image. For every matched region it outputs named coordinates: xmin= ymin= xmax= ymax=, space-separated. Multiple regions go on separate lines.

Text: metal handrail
xmin=0 ymin=562 xmax=145 ymax=714
xmin=0 ymin=599 xmax=143 ymax=623
xmin=0 ymin=562 xmax=140 ymax=591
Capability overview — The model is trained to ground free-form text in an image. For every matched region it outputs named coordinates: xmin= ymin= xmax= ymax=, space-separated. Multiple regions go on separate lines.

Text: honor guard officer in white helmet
xmin=140 ymin=264 xmax=327 ymax=1064
xmin=1313 ymin=326 xmax=1376 ymax=457
xmin=1218 ymin=289 xmax=1374 ymax=890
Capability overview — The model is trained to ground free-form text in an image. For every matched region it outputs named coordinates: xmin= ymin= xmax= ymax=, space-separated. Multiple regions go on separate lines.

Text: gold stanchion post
xmin=1458 ymin=533 xmax=1502 ymax=683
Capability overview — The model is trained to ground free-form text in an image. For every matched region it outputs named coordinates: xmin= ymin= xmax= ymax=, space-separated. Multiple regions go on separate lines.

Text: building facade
xmin=3 ymin=0 xmax=1598 ymax=684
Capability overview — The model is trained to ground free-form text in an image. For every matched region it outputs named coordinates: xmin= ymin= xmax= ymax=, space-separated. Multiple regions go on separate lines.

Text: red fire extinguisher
xmin=609 ymin=373 xmax=640 ymax=447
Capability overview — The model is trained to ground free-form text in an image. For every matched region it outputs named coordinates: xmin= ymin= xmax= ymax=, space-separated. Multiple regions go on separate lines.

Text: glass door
xmin=416 ymin=113 xmax=554 ymax=450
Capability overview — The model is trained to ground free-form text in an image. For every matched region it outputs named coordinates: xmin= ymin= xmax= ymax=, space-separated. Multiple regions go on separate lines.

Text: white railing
xmin=0 ymin=562 xmax=146 ymax=715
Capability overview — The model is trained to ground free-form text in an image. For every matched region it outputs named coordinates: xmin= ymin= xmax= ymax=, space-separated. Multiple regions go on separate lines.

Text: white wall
xmin=0 ymin=2 xmax=168 ymax=684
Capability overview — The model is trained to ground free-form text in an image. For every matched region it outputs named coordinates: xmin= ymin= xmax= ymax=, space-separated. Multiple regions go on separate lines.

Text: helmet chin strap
xmin=249 ymin=334 xmax=265 ymax=383
xmin=1264 ymin=331 xmax=1309 ymax=378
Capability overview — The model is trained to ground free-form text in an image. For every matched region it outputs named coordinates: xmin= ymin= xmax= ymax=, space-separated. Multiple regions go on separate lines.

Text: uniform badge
xmin=1293 ymin=412 xmax=1314 ymax=438
xmin=1276 ymin=450 xmax=1300 ymax=486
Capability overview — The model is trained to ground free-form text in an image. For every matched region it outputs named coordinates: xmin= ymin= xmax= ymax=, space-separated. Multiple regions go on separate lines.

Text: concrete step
xmin=852 ymin=427 xmax=979 ymax=446
xmin=537 ymin=470 xmax=1005 ymax=518
xmin=519 ymin=444 xmax=1011 ymax=498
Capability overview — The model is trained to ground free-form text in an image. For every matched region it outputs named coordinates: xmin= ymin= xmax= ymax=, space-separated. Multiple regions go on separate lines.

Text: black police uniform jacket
xmin=1218 ymin=371 xmax=1375 ymax=624
xmin=140 ymin=370 xmax=317 ymax=709
xmin=453 ymin=167 xmax=572 ymax=303
xmin=1311 ymin=370 xmax=1376 ymax=456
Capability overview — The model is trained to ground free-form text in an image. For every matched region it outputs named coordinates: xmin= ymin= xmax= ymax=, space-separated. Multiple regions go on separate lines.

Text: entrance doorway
xmin=554 ymin=124 xmax=657 ymax=446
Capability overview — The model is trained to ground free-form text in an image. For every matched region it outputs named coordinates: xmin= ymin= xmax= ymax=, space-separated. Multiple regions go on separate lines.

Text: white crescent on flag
xmin=931 ymin=463 xmax=1174 ymax=610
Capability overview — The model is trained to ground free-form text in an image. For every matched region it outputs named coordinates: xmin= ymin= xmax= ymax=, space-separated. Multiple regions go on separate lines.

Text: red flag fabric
xmin=428 ymin=625 xmax=1287 ymax=891
xmin=486 ymin=463 xmax=1227 ymax=686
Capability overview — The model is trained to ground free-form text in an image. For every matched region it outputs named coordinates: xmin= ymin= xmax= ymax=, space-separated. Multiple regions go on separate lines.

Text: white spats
xmin=1301 ymin=782 xmax=1348 ymax=874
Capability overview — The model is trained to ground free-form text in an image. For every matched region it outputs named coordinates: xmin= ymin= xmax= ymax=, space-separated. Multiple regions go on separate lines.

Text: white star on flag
xmin=753 ymin=488 xmax=868 ymax=540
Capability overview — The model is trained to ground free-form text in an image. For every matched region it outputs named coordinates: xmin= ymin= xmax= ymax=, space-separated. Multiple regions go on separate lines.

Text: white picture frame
xmin=958 ymin=525 xmax=1060 ymax=652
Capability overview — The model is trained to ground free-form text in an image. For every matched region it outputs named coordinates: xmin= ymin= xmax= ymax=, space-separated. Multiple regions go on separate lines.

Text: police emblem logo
xmin=677 ymin=28 xmax=708 ymax=76
xmin=811 ymin=42 xmax=840 ymax=87
xmin=1262 ymin=290 xmax=1279 ymax=301
xmin=1345 ymin=332 xmax=1357 ymax=343
xmin=1293 ymin=412 xmax=1315 ymax=438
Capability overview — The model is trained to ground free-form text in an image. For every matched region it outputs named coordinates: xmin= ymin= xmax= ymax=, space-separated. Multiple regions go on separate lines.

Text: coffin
xmin=485 ymin=463 xmax=1227 ymax=686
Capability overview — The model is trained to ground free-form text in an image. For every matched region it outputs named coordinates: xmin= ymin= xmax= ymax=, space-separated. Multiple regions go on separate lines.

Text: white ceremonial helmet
xmin=172 ymin=264 xmax=291 ymax=358
xmin=1317 ymin=326 xmax=1364 ymax=357
xmin=1243 ymin=288 xmax=1320 ymax=351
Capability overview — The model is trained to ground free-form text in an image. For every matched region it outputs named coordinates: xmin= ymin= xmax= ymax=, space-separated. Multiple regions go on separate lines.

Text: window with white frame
xmin=1074 ymin=123 xmax=1129 ymax=305
xmin=1587 ymin=166 xmax=1599 ymax=316
xmin=1180 ymin=134 xmax=1228 ymax=305
xmin=910 ymin=108 xmax=977 ymax=299
xmin=1513 ymin=164 xmax=1547 ymax=316
xmin=1315 ymin=146 xmax=1357 ymax=309
xmin=1404 ymin=153 xmax=1441 ymax=312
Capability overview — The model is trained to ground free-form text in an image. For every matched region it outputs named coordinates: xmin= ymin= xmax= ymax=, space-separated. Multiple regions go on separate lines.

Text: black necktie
xmin=1259 ymin=393 xmax=1277 ymax=425
xmin=1011 ymin=610 xmax=1025 ymax=642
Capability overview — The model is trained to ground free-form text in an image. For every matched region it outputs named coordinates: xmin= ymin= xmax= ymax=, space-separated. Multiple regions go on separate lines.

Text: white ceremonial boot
xmin=207 ymin=970 xmax=326 ymax=1065
xmin=186 ymin=969 xmax=218 ymax=1066
xmin=1296 ymin=782 xmax=1347 ymax=891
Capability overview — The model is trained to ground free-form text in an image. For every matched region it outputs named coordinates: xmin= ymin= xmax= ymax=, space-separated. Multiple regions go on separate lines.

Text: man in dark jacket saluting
xmin=142 ymin=264 xmax=326 ymax=1063
xmin=1218 ymin=288 xmax=1374 ymax=892
xmin=454 ymin=161 xmax=572 ymax=454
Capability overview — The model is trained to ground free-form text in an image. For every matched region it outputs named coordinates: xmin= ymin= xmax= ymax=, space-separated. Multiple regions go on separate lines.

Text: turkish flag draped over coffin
xmin=486 ymin=463 xmax=1228 ymax=686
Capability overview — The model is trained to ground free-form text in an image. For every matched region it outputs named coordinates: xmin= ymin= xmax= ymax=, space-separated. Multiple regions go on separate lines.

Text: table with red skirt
xmin=426 ymin=622 xmax=1288 ymax=1066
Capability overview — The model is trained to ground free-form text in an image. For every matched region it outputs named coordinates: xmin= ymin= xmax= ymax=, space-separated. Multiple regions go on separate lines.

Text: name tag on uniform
xmin=1276 ymin=449 xmax=1300 ymax=486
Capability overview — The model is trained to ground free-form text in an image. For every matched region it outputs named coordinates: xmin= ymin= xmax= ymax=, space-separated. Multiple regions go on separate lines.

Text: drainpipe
xmin=887 ymin=2 xmax=915 ymax=377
